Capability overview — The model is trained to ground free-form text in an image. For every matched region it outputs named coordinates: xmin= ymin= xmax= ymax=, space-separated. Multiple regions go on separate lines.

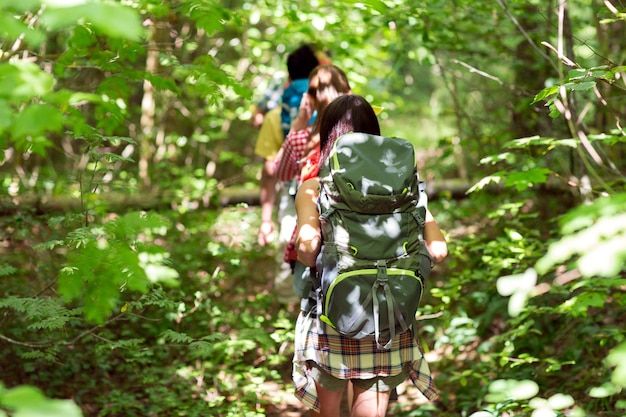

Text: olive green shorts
xmin=307 ymin=361 xmax=409 ymax=392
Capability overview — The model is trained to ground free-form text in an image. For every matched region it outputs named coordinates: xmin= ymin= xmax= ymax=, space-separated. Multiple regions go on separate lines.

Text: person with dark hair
xmin=253 ymin=45 xmax=321 ymax=305
xmin=273 ymin=64 xmax=352 ymax=184
xmin=270 ymin=64 xmax=352 ymax=301
xmin=292 ymin=95 xmax=448 ymax=417
xmin=281 ymin=44 xmax=321 ymax=136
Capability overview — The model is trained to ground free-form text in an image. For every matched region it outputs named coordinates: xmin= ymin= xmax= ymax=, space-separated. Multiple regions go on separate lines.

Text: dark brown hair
xmin=307 ymin=65 xmax=351 ymax=112
xmin=287 ymin=44 xmax=320 ymax=80
xmin=318 ymin=94 xmax=381 ymax=165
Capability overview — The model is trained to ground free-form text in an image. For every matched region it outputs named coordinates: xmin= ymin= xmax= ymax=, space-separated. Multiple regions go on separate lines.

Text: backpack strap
xmin=410 ymin=206 xmax=426 ymax=242
xmin=375 ymin=261 xmax=410 ymax=350
xmin=318 ymin=206 xmax=335 ymax=243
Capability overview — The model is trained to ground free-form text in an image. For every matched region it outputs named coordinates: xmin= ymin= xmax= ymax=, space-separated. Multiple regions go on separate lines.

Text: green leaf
xmin=0 ymin=13 xmax=46 ymax=47
xmin=536 ymin=194 xmax=626 ymax=277
xmin=589 ymin=381 xmax=622 ymax=398
xmin=547 ymin=393 xmax=575 ymax=410
xmin=41 ymin=2 xmax=143 ymax=41
xmin=0 ymin=384 xmax=81 ymax=416
xmin=67 ymin=24 xmax=97 ymax=49
xmin=565 ymin=81 xmax=596 ymax=91
xmin=497 ymin=269 xmax=537 ymax=297
xmin=566 ymin=68 xmax=588 ymax=81
xmin=0 ymin=385 xmax=45 ymax=407
xmin=0 ymin=62 xmax=55 ymax=102
xmin=142 ymin=262 xmax=180 ymax=286
xmin=12 ymin=103 xmax=65 ymax=138
xmin=161 ymin=329 xmax=194 ymax=344
xmin=497 ymin=268 xmax=538 ymax=317
xmin=504 ymin=168 xmax=552 ymax=191
xmin=0 ymin=99 xmax=13 ymax=136
xmin=13 ymin=400 xmax=83 ymax=417
xmin=0 ymin=0 xmax=41 ymax=12
xmin=485 ymin=379 xmax=539 ymax=403
xmin=504 ymin=136 xmax=577 ymax=149
xmin=343 ymin=0 xmax=388 ymax=14
xmin=532 ymin=85 xmax=558 ymax=104
xmin=607 ymin=341 xmax=626 ymax=388
xmin=467 ymin=172 xmax=503 ymax=194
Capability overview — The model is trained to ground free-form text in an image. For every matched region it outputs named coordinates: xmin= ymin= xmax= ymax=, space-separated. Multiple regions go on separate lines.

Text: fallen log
xmin=0 ymin=179 xmax=477 ymax=215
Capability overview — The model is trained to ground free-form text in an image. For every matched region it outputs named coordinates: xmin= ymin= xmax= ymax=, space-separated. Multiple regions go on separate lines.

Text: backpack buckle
xmin=377 ymin=260 xmax=388 ymax=282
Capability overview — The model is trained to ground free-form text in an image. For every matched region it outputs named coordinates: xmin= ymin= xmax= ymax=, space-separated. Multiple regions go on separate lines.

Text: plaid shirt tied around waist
xmin=292 ymin=311 xmax=438 ymax=412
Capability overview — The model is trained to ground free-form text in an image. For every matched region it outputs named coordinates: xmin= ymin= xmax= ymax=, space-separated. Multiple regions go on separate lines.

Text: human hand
xmin=292 ymin=94 xmax=313 ymax=131
xmin=427 ymin=240 xmax=448 ymax=263
xmin=258 ymin=221 xmax=275 ymax=246
xmin=250 ymin=110 xmax=265 ymax=128
xmin=306 ymin=132 xmax=320 ymax=152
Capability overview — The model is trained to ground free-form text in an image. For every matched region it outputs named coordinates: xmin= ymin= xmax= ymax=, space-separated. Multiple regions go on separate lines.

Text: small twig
xmin=495 ymin=0 xmax=559 ymax=72
xmin=0 ymin=333 xmax=49 ymax=348
xmin=416 ymin=311 xmax=444 ymax=321
xmin=541 ymin=41 xmax=577 ymax=68
xmin=451 ymin=59 xmax=504 ymax=85
xmin=66 ymin=311 xmax=127 ymax=345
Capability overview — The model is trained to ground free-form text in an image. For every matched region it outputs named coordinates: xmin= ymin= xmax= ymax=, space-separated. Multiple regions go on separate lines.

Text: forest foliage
xmin=1 ymin=0 xmax=625 ymax=416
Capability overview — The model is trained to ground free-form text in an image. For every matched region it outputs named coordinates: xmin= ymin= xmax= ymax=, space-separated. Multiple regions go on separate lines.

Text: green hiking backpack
xmin=313 ymin=132 xmax=433 ymax=349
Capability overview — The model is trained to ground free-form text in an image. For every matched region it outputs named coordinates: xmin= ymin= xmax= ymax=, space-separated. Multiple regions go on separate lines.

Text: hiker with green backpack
xmin=292 ymin=95 xmax=448 ymax=417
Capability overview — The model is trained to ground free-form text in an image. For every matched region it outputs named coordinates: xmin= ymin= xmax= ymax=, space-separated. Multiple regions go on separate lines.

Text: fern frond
xmin=161 ymin=329 xmax=194 ymax=344
xmin=0 ymin=297 xmax=76 ymax=330
xmin=0 ymin=263 xmax=17 ymax=277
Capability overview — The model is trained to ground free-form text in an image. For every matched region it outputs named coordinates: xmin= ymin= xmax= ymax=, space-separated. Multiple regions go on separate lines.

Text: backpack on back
xmin=314 ymin=132 xmax=432 ymax=349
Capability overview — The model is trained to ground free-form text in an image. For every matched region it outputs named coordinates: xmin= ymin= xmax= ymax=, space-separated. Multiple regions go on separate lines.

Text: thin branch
xmin=541 ymin=41 xmax=577 ymax=67
xmin=416 ymin=311 xmax=444 ymax=321
xmin=495 ymin=0 xmax=559 ymax=72
xmin=451 ymin=59 xmax=504 ymax=85
xmin=0 ymin=333 xmax=49 ymax=348
xmin=66 ymin=311 xmax=127 ymax=345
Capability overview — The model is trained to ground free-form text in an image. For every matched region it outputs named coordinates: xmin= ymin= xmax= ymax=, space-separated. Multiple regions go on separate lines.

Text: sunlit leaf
xmin=589 ymin=382 xmax=622 ymax=398
xmin=469 ymin=412 xmax=495 ymax=417
xmin=0 ymin=385 xmax=45 ymax=407
xmin=485 ymin=379 xmax=539 ymax=403
xmin=497 ymin=268 xmax=537 ymax=296
xmin=0 ymin=99 xmax=12 ymax=135
xmin=479 ymin=152 xmax=516 ymax=165
xmin=13 ymin=400 xmax=83 ymax=417
xmin=547 ymin=393 xmax=575 ymax=410
xmin=607 ymin=341 xmax=626 ymax=388
xmin=0 ymin=62 xmax=55 ymax=102
xmin=0 ymin=13 xmax=46 ymax=47
xmin=531 ymin=409 xmax=557 ymax=417
xmin=529 ymin=397 xmax=548 ymax=408
xmin=532 ymin=85 xmax=558 ymax=103
xmin=536 ymin=194 xmax=626 ymax=277
xmin=504 ymin=168 xmax=552 ymax=191
xmin=41 ymin=2 xmax=143 ymax=41
xmin=342 ymin=0 xmax=388 ymax=14
xmin=567 ymin=81 xmax=596 ymax=91
xmin=467 ymin=173 xmax=503 ymax=194
xmin=12 ymin=104 xmax=64 ymax=138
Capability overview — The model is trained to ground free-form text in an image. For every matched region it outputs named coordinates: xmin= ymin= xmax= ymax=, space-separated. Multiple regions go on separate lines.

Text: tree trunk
xmin=138 ymin=19 xmax=170 ymax=190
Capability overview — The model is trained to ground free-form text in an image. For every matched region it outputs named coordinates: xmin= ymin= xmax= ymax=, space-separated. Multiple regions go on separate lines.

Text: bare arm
xmin=295 ymin=178 xmax=321 ymax=267
xmin=424 ymin=209 xmax=448 ymax=263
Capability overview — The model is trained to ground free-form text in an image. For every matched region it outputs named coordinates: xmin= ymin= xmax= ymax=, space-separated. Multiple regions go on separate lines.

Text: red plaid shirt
xmin=293 ymin=312 xmax=438 ymax=412
xmin=273 ymin=126 xmax=312 ymax=182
